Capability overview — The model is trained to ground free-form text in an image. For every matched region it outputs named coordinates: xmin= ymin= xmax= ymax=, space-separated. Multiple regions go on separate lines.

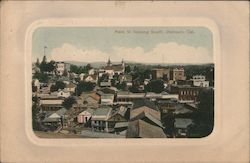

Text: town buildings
xmin=32 ymin=58 xmax=214 ymax=138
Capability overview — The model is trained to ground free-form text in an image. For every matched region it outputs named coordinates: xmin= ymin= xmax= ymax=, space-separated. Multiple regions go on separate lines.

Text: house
xmin=100 ymin=81 xmax=112 ymax=87
xmin=170 ymin=84 xmax=201 ymax=103
xmin=88 ymin=68 xmax=95 ymax=75
xmin=91 ymin=106 xmax=113 ymax=132
xmin=79 ymin=73 xmax=85 ymax=81
xmin=174 ymin=118 xmax=194 ymax=137
xmin=104 ymin=58 xmax=125 ymax=78
xmin=192 ymin=75 xmax=209 ymax=87
xmin=116 ymin=91 xmax=146 ymax=103
xmin=64 ymin=83 xmax=76 ymax=93
xmin=32 ymin=79 xmax=40 ymax=90
xmin=101 ymin=94 xmax=114 ymax=105
xmin=84 ymin=75 xmax=98 ymax=83
xmin=130 ymin=111 xmax=164 ymax=129
xmin=126 ymin=119 xmax=166 ymax=138
xmin=83 ymin=92 xmax=100 ymax=107
xmin=151 ymin=68 xmax=170 ymax=80
xmin=55 ymin=90 xmax=70 ymax=98
xmin=106 ymin=106 xmax=129 ymax=131
xmin=172 ymin=68 xmax=186 ymax=81
xmin=42 ymin=108 xmax=67 ymax=126
xmin=130 ymin=99 xmax=161 ymax=120
xmin=77 ymin=108 xmax=95 ymax=124
xmin=114 ymin=122 xmax=129 ymax=135
xmin=55 ymin=62 xmax=65 ymax=76
xmin=157 ymin=99 xmax=178 ymax=113
xmin=39 ymin=95 xmax=64 ymax=111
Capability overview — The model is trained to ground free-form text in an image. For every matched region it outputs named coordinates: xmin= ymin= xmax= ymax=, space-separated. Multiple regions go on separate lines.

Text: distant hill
xmin=37 ymin=60 xmax=214 ymax=69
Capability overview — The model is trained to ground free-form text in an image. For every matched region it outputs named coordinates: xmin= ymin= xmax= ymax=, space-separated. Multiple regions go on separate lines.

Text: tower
xmin=107 ymin=57 xmax=112 ymax=66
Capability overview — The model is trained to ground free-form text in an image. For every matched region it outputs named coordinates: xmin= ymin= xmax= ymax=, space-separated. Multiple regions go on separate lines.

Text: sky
xmin=32 ymin=27 xmax=213 ymax=64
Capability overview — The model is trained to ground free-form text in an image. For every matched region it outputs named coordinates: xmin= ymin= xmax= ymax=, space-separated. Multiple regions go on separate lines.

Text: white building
xmin=88 ymin=68 xmax=95 ymax=75
xmin=56 ymin=62 xmax=65 ymax=76
xmin=192 ymin=75 xmax=209 ymax=87
xmin=51 ymin=90 xmax=70 ymax=98
xmin=77 ymin=108 xmax=95 ymax=123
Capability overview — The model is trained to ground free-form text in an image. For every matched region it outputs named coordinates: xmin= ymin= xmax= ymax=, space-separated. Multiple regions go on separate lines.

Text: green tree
xmin=62 ymin=96 xmax=76 ymax=109
xmin=50 ymin=81 xmax=66 ymax=92
xmin=47 ymin=60 xmax=56 ymax=72
xmin=76 ymin=81 xmax=95 ymax=96
xmin=144 ymin=79 xmax=164 ymax=93
xmin=129 ymin=85 xmax=140 ymax=93
xmin=125 ymin=65 xmax=131 ymax=74
xmin=85 ymin=64 xmax=93 ymax=72
xmin=33 ymin=72 xmax=49 ymax=83
xmin=70 ymin=65 xmax=79 ymax=74
xmin=189 ymin=89 xmax=214 ymax=137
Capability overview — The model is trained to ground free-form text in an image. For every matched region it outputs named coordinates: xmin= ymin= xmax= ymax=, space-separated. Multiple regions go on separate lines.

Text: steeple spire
xmin=107 ymin=57 xmax=112 ymax=66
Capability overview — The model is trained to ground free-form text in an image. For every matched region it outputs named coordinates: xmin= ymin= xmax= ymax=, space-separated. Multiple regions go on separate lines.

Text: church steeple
xmin=107 ymin=57 xmax=112 ymax=66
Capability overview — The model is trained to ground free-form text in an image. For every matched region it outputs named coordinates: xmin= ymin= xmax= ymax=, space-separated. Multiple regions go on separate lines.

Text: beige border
xmin=1 ymin=1 xmax=249 ymax=163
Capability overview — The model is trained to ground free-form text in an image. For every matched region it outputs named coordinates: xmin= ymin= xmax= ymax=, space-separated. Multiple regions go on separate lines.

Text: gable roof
xmin=79 ymin=108 xmax=95 ymax=115
xmin=114 ymin=122 xmax=129 ymax=128
xmin=65 ymin=83 xmax=76 ymax=88
xmin=133 ymin=99 xmax=158 ymax=111
xmin=56 ymin=108 xmax=67 ymax=116
xmin=84 ymin=75 xmax=97 ymax=80
xmin=130 ymin=111 xmax=164 ymax=128
xmin=126 ymin=120 xmax=166 ymax=138
xmin=92 ymin=106 xmax=113 ymax=121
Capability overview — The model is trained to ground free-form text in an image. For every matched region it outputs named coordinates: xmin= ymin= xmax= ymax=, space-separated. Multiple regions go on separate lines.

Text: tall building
xmin=55 ymin=62 xmax=65 ymax=76
xmin=172 ymin=68 xmax=186 ymax=81
xmin=151 ymin=68 xmax=170 ymax=80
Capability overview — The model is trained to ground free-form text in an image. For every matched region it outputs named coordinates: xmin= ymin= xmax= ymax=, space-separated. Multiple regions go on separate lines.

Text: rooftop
xmin=126 ymin=120 xmax=166 ymax=138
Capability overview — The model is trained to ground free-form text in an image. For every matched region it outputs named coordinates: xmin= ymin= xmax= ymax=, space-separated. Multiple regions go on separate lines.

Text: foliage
xmin=76 ymin=81 xmax=96 ymax=96
xmin=39 ymin=59 xmax=56 ymax=73
xmin=161 ymin=112 xmax=175 ymax=137
xmin=50 ymin=81 xmax=66 ymax=92
xmin=144 ymin=79 xmax=164 ymax=93
xmin=70 ymin=64 xmax=93 ymax=74
xmin=33 ymin=72 xmax=49 ymax=83
xmin=190 ymin=89 xmax=214 ymax=137
xmin=129 ymin=85 xmax=140 ymax=93
xmin=62 ymin=96 xmax=76 ymax=109
xmin=116 ymin=82 xmax=127 ymax=91
xmin=125 ymin=65 xmax=131 ymax=73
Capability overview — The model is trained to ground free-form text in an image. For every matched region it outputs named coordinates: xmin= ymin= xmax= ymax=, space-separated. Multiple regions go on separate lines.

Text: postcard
xmin=1 ymin=1 xmax=249 ymax=163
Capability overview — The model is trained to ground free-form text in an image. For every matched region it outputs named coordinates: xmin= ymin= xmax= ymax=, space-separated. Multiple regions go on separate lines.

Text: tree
xmin=33 ymin=72 xmax=49 ymax=83
xmin=144 ymin=79 xmax=164 ymax=93
xmin=70 ymin=65 xmax=79 ymax=74
xmin=85 ymin=64 xmax=93 ymax=72
xmin=76 ymin=81 xmax=95 ymax=96
xmin=129 ymin=85 xmax=140 ymax=93
xmin=189 ymin=89 xmax=214 ymax=137
xmin=62 ymin=96 xmax=76 ymax=109
xmin=125 ymin=65 xmax=131 ymax=74
xmin=50 ymin=81 xmax=65 ymax=92
xmin=47 ymin=60 xmax=56 ymax=72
